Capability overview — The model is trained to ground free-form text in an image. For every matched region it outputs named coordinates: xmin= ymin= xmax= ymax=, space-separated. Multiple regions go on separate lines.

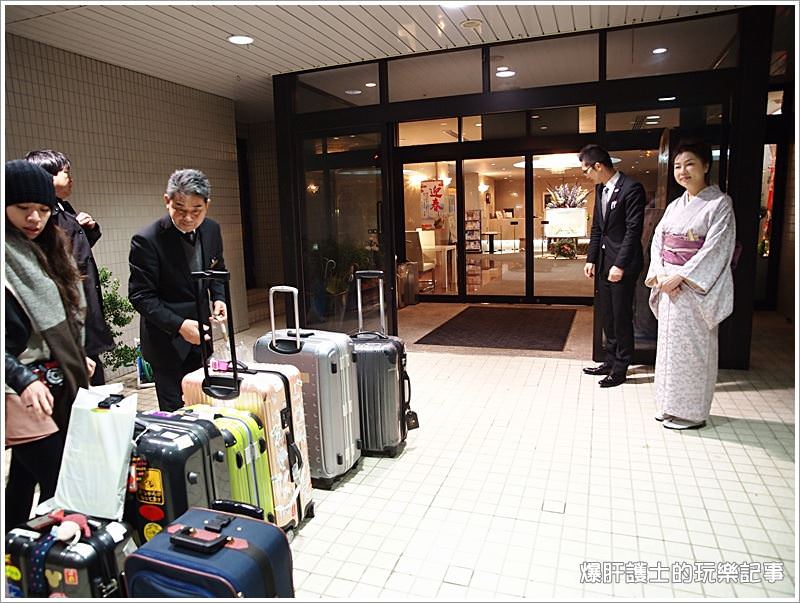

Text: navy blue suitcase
xmin=123 ymin=506 xmax=294 ymax=597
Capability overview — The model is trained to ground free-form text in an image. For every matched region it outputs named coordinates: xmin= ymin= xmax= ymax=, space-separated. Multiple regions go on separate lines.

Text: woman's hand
xmin=20 ymin=380 xmax=54 ymax=416
xmin=86 ymin=356 xmax=96 ymax=377
xmin=657 ymin=274 xmax=685 ymax=299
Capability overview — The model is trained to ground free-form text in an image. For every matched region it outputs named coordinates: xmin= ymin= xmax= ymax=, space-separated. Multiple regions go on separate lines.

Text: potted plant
xmin=544 ymin=182 xmax=591 ymax=240
xmin=98 ymin=267 xmax=138 ymax=371
xmin=307 ymin=239 xmax=374 ymax=325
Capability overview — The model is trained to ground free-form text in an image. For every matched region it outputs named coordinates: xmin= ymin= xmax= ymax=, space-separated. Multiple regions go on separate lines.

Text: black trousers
xmin=5 ymin=432 xmax=65 ymax=528
xmin=598 ymin=270 xmax=637 ymax=376
xmin=89 ymin=354 xmax=105 ymax=386
xmin=152 ymin=348 xmax=203 ymax=412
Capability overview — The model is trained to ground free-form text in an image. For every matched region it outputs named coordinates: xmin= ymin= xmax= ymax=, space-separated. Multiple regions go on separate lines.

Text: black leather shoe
xmin=583 ymin=364 xmax=612 ymax=375
xmin=599 ymin=374 xmax=626 ymax=388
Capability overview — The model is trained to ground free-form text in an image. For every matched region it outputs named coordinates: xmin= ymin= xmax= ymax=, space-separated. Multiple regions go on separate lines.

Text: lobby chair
xmin=405 ymin=230 xmax=436 ymax=292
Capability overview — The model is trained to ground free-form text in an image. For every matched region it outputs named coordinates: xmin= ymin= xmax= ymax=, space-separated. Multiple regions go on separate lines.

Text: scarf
xmin=5 ymin=234 xmax=88 ymax=431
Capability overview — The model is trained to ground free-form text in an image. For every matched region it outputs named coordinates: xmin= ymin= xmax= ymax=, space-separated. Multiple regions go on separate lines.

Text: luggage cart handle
xmin=269 ymin=286 xmax=301 ymax=351
xmin=355 ymin=270 xmax=386 ymax=335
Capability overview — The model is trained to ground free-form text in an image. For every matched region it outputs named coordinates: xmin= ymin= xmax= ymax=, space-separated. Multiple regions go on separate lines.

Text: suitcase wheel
xmin=305 ymin=502 xmax=315 ymax=519
xmin=312 ymin=477 xmax=335 ymax=491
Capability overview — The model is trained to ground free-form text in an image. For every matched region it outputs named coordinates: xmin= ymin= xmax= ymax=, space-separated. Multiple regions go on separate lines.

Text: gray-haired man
xmin=128 ymin=169 xmax=226 ymax=411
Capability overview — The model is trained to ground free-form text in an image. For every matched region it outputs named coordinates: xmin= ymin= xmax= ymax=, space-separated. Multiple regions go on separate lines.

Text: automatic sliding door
xmin=463 ymin=157 xmax=526 ymax=296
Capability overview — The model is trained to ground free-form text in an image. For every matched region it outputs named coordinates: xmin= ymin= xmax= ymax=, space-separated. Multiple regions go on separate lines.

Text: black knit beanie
xmin=5 ymin=159 xmax=56 ymax=208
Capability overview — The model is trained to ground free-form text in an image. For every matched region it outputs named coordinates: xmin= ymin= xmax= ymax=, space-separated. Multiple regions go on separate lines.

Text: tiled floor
xmin=82 ymin=305 xmax=800 ymax=598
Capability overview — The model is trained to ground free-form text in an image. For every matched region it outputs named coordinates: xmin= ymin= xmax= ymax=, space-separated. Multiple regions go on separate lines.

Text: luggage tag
xmin=405 ymin=410 xmax=420 ymax=430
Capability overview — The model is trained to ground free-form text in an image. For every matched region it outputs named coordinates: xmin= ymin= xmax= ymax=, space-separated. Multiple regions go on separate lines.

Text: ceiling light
xmin=652 ymin=47 xmax=668 ymax=54
xmin=540 ymin=125 xmax=548 ymax=130
xmin=344 ymin=89 xmax=362 ymax=95
xmin=478 ymin=183 xmax=489 ymax=193
xmin=460 ymin=19 xmax=482 ymax=29
xmin=645 ymin=121 xmax=659 ymax=125
xmin=475 ymin=123 xmax=482 ymax=127
xmin=513 ymin=154 xmax=621 ymax=170
xmin=646 ymin=115 xmax=660 ymax=119
xmin=496 ymin=70 xmax=516 ymax=78
xmin=658 ymin=96 xmax=676 ymax=102
xmin=440 ymin=122 xmax=447 ymax=126
xmin=365 ymin=82 xmax=377 ymax=88
xmin=496 ymin=66 xmax=509 ymax=72
xmin=531 ymin=114 xmax=540 ymax=119
xmin=227 ymin=35 xmax=253 ymax=45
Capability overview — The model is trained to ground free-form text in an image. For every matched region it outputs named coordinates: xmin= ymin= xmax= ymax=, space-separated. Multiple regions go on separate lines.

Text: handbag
xmin=52 ymin=387 xmax=138 ymax=520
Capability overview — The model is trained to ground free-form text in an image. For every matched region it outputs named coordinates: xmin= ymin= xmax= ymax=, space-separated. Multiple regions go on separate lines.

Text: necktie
xmin=182 ymin=230 xmax=196 ymax=245
xmin=602 ymin=186 xmax=610 ymax=218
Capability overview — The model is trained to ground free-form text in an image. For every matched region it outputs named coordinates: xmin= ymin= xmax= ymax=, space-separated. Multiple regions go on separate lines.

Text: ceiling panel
xmin=4 ymin=4 xmax=742 ymax=123
xmin=553 ymin=5 xmax=577 ymax=33
xmin=536 ymin=5 xmax=560 ymax=35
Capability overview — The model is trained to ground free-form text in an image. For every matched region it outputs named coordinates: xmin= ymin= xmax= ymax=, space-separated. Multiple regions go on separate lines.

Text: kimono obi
xmin=661 ymin=232 xmax=704 ymax=266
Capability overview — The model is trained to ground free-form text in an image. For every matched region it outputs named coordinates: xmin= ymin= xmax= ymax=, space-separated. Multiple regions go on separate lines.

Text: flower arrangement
xmin=546 ymin=182 xmax=590 ymax=209
xmin=549 ymin=237 xmax=578 ymax=259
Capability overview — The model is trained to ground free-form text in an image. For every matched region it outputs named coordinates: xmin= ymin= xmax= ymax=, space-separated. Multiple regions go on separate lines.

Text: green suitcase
xmin=180 ymin=406 xmax=276 ymax=524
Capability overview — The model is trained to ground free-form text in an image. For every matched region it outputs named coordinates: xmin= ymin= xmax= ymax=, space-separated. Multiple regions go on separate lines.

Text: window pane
xmin=606 ymin=105 xmax=722 ymax=131
xmin=490 ymin=34 xmax=598 ymax=90
xmin=327 ymin=133 xmax=380 ymax=153
xmin=403 ymin=161 xmax=458 ymax=295
xmin=767 ymin=90 xmax=784 ymax=115
xmin=389 ymin=49 xmax=482 ymax=102
xmin=607 ymin=14 xmax=738 ymax=79
xmin=397 ymin=118 xmax=458 ymax=146
xmin=531 ymin=106 xmax=596 ymax=135
xmin=297 ymin=63 xmax=379 ymax=113
xmin=479 ymin=111 xmax=527 ymax=140
xmin=771 ymin=5 xmax=794 ymax=81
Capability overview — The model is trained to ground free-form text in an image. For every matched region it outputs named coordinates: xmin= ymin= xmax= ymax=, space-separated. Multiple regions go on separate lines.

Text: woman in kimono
xmin=645 ymin=140 xmax=736 ymax=429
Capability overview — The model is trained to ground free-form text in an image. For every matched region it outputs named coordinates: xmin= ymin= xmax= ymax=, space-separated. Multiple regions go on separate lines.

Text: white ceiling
xmin=4 ymin=3 xmax=740 ymax=123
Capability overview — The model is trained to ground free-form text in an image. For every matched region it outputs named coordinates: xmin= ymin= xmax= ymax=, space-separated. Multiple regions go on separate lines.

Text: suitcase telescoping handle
xmin=269 ymin=286 xmax=302 ymax=351
xmin=355 ymin=270 xmax=386 ymax=336
xmin=191 ymin=270 xmax=240 ymax=400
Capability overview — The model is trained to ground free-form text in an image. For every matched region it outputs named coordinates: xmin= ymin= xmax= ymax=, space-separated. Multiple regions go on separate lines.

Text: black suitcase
xmin=351 ymin=271 xmax=418 ymax=457
xmin=124 ymin=410 xmax=230 ymax=544
xmin=5 ymin=512 xmax=136 ymax=598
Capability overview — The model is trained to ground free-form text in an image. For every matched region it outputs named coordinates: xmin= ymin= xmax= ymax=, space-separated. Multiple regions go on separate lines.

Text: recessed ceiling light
xmin=645 ymin=122 xmax=659 ymax=126
xmin=365 ymin=82 xmax=377 ymax=88
xmin=490 ymin=163 xmax=496 ymax=166
xmin=475 ymin=123 xmax=482 ymax=127
xmin=496 ymin=66 xmax=509 ymax=72
xmin=646 ymin=115 xmax=660 ymax=119
xmin=227 ymin=35 xmax=253 ymax=45
xmin=658 ymin=96 xmax=676 ymax=102
xmin=440 ymin=122 xmax=447 ymax=126
xmin=496 ymin=70 xmax=516 ymax=78
xmin=652 ymin=47 xmax=668 ymax=54
xmin=540 ymin=125 xmax=548 ymax=130
xmin=344 ymin=89 xmax=362 ymax=95
xmin=531 ymin=114 xmax=540 ymax=119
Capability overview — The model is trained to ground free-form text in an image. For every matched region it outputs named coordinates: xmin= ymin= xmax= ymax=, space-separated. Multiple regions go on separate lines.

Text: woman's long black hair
xmin=6 ymin=213 xmax=84 ymax=329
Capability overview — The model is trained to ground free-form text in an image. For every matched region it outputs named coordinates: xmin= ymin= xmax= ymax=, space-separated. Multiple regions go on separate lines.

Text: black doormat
xmin=415 ymin=306 xmax=576 ymax=351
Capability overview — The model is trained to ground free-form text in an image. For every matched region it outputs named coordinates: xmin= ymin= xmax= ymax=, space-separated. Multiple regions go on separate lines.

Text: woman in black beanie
xmin=4 ymin=159 xmax=93 ymax=527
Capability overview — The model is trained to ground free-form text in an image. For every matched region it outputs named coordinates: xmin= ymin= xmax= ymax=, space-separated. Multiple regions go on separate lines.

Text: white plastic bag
xmin=53 ymin=388 xmax=137 ymax=520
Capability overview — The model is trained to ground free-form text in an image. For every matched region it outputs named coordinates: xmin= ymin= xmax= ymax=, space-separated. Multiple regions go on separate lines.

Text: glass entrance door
xmin=462 ymin=156 xmax=526 ymax=296
xmin=300 ymin=133 xmax=391 ymax=333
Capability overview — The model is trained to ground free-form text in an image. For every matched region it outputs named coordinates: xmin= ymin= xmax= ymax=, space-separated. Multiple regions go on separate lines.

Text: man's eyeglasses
xmin=581 ymin=164 xmax=594 ymax=175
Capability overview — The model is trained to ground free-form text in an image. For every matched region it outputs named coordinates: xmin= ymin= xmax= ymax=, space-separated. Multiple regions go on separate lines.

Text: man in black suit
xmin=579 ymin=145 xmax=646 ymax=388
xmin=129 ymin=169 xmax=226 ymax=411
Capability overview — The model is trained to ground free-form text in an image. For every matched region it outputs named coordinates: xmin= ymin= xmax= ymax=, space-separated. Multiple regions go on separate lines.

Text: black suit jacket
xmin=586 ymin=172 xmax=646 ymax=276
xmin=128 ymin=214 xmax=226 ymax=369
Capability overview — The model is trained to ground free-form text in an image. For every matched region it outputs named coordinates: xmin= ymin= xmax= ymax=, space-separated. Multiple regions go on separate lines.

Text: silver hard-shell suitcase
xmin=253 ymin=286 xmax=361 ymax=489
xmin=351 ymin=271 xmax=418 ymax=457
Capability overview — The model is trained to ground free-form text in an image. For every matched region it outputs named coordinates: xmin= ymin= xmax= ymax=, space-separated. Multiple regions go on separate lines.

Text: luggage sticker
xmin=45 ymin=569 xmax=62 ymax=589
xmin=6 ymin=584 xmax=23 ymax=598
xmin=174 ymin=435 xmax=194 ymax=450
xmin=299 ymin=372 xmax=310 ymax=384
xmin=137 ymin=468 xmax=165 ymax=505
xmin=143 ymin=522 xmax=163 ymax=541
xmin=63 ymin=568 xmax=78 ymax=586
xmin=5 ymin=565 xmax=21 ymax=581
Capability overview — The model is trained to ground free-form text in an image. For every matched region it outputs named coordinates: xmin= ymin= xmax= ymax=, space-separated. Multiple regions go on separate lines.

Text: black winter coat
xmin=54 ymin=200 xmax=115 ymax=357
